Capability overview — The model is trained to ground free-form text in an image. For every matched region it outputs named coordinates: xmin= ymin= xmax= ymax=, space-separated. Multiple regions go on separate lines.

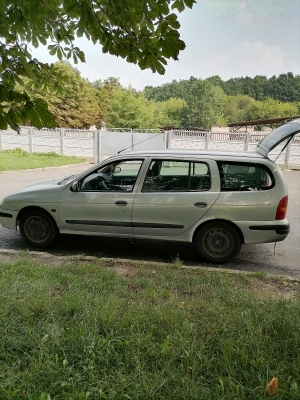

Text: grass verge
xmin=0 ymin=258 xmax=300 ymax=399
xmin=0 ymin=148 xmax=84 ymax=172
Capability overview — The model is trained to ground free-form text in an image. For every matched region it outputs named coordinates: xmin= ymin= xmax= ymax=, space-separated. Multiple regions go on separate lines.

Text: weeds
xmin=0 ymin=148 xmax=83 ymax=171
xmin=171 ymin=254 xmax=183 ymax=268
xmin=0 ymin=260 xmax=300 ymax=399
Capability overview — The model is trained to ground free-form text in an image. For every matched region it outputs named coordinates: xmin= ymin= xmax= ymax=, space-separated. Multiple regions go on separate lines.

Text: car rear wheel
xmin=195 ymin=221 xmax=242 ymax=263
xmin=20 ymin=210 xmax=58 ymax=248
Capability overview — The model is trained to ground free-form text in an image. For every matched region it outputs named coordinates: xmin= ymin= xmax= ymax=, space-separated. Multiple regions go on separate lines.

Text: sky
xmin=32 ymin=0 xmax=300 ymax=90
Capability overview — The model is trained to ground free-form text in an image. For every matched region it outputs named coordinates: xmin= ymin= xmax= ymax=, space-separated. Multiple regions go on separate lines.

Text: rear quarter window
xmin=217 ymin=161 xmax=275 ymax=192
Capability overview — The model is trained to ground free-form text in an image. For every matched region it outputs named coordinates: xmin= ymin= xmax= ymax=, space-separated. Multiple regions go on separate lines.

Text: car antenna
xmin=118 ymin=131 xmax=164 ymax=154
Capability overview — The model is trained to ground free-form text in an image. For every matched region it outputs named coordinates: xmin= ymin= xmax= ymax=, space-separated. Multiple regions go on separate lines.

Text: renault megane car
xmin=1 ymin=119 xmax=299 ymax=263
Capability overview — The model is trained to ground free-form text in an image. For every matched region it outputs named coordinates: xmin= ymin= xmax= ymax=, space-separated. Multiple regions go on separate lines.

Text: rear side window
xmin=217 ymin=162 xmax=275 ymax=192
xmin=142 ymin=160 xmax=211 ymax=192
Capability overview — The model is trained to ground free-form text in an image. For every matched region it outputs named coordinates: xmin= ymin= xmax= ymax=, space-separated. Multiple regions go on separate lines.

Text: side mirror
xmin=113 ymin=166 xmax=121 ymax=174
xmin=71 ymin=181 xmax=79 ymax=192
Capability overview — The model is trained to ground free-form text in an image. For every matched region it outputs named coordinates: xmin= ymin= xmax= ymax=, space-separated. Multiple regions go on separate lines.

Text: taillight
xmin=275 ymin=196 xmax=288 ymax=220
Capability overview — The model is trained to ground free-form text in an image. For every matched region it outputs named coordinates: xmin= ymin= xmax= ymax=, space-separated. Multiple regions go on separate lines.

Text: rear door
xmin=132 ymin=158 xmax=220 ymax=237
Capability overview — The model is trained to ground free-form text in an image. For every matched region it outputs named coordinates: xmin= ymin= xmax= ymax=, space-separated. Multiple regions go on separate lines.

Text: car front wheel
xmin=20 ymin=210 xmax=58 ymax=248
xmin=195 ymin=221 xmax=242 ymax=264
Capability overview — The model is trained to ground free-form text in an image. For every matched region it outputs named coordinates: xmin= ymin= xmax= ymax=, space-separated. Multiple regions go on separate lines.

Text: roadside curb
xmin=0 ymin=161 xmax=90 ymax=174
xmin=1 ymin=248 xmax=299 ymax=282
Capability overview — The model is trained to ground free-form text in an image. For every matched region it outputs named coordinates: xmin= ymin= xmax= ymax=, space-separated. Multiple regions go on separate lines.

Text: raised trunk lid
xmin=255 ymin=118 xmax=300 ymax=157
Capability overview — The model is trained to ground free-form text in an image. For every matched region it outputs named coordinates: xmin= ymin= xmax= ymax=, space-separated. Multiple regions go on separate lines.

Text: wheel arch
xmin=17 ymin=206 xmax=58 ymax=228
xmin=192 ymin=219 xmax=245 ymax=245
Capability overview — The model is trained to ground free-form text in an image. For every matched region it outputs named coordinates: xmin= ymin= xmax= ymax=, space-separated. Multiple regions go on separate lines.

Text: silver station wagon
xmin=1 ymin=119 xmax=300 ymax=263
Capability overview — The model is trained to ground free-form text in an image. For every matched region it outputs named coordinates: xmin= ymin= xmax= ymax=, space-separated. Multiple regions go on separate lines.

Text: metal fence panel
xmin=101 ymin=131 xmax=132 ymax=159
xmin=132 ymin=132 xmax=164 ymax=151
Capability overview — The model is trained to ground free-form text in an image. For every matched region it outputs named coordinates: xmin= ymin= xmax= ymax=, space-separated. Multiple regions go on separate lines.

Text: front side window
xmin=217 ymin=161 xmax=274 ymax=191
xmin=142 ymin=160 xmax=210 ymax=192
xmin=81 ymin=160 xmax=143 ymax=192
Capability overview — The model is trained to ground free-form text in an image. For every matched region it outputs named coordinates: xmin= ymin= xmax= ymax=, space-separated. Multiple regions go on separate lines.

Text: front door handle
xmin=194 ymin=202 xmax=207 ymax=208
xmin=115 ymin=201 xmax=127 ymax=206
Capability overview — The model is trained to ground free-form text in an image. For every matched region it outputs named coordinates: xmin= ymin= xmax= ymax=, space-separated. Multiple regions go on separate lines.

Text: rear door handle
xmin=115 ymin=201 xmax=127 ymax=206
xmin=194 ymin=202 xmax=207 ymax=208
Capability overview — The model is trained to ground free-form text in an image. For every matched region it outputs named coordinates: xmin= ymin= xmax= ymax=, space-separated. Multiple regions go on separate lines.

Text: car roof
xmin=123 ymin=149 xmax=264 ymax=159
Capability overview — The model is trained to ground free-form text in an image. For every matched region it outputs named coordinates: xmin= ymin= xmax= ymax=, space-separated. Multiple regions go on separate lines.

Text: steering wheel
xmin=81 ymin=174 xmax=109 ymax=191
xmin=96 ymin=176 xmax=108 ymax=190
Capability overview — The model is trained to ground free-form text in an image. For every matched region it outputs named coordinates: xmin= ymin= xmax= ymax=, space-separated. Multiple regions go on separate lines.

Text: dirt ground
xmin=1 ymin=249 xmax=299 ymax=300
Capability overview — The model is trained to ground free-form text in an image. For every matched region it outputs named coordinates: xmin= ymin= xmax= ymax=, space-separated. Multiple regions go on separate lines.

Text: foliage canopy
xmin=0 ymin=0 xmax=195 ymax=131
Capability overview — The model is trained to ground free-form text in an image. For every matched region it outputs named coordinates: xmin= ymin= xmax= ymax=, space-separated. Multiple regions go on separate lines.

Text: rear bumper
xmin=249 ymin=223 xmax=290 ymax=235
xmin=234 ymin=219 xmax=290 ymax=244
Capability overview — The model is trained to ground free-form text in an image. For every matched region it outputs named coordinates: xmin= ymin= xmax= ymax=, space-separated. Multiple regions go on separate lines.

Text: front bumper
xmin=0 ymin=207 xmax=18 ymax=230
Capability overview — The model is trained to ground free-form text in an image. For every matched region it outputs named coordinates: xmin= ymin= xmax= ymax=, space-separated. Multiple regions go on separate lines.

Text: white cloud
xmin=195 ymin=40 xmax=300 ymax=79
xmin=236 ymin=1 xmax=278 ymax=28
xmin=237 ymin=1 xmax=256 ymax=27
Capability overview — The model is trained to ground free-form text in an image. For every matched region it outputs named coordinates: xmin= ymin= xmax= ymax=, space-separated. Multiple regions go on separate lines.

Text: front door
xmin=132 ymin=159 xmax=220 ymax=237
xmin=58 ymin=159 xmax=143 ymax=235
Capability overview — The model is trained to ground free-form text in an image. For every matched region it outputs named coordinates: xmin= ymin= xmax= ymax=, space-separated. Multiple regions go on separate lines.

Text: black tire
xmin=195 ymin=221 xmax=242 ymax=264
xmin=19 ymin=210 xmax=58 ymax=248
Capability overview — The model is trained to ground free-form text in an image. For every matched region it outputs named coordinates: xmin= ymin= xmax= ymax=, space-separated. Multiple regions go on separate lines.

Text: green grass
xmin=0 ymin=259 xmax=300 ymax=399
xmin=0 ymin=148 xmax=84 ymax=171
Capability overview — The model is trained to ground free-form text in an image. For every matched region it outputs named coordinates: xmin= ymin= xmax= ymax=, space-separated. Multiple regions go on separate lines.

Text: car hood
xmin=1 ymin=177 xmax=71 ymax=210
xmin=255 ymin=118 xmax=300 ymax=157
xmin=9 ymin=175 xmax=76 ymax=194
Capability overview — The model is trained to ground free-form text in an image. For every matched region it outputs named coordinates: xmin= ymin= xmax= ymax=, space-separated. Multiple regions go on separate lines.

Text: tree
xmin=186 ymin=80 xmax=226 ymax=129
xmin=223 ymin=94 xmax=256 ymax=124
xmin=93 ymin=77 xmax=121 ymax=124
xmin=106 ymin=88 xmax=158 ymax=129
xmin=246 ymin=98 xmax=298 ymax=122
xmin=0 ymin=0 xmax=196 ymax=131
xmin=155 ymin=97 xmax=187 ymax=127
xmin=22 ymin=61 xmax=101 ymax=128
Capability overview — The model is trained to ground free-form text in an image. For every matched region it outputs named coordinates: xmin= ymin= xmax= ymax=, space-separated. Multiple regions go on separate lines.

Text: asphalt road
xmin=0 ymin=164 xmax=299 ymax=278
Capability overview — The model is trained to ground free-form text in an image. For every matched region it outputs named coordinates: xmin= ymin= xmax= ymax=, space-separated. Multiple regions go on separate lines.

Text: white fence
xmin=169 ymin=130 xmax=300 ymax=168
xmin=1 ymin=127 xmax=300 ymax=168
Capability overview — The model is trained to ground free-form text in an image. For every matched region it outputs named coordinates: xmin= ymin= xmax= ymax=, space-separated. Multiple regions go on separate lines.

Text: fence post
xmin=164 ymin=130 xmax=168 ymax=149
xmin=285 ymin=139 xmax=292 ymax=169
xmin=29 ymin=127 xmax=33 ymax=153
xmin=244 ymin=133 xmax=250 ymax=151
xmin=169 ymin=130 xmax=174 ymax=149
xmin=98 ymin=130 xmax=102 ymax=163
xmin=60 ymin=129 xmax=64 ymax=155
xmin=0 ymin=130 xmax=2 ymax=151
xmin=93 ymin=130 xmax=98 ymax=162
xmin=205 ymin=131 xmax=211 ymax=150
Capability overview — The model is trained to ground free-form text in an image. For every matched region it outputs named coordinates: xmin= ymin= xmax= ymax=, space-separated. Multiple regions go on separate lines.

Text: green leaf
xmin=49 ymin=47 xmax=57 ymax=56
xmin=183 ymin=0 xmax=196 ymax=9
xmin=0 ymin=113 xmax=8 ymax=130
xmin=171 ymin=0 xmax=185 ymax=13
